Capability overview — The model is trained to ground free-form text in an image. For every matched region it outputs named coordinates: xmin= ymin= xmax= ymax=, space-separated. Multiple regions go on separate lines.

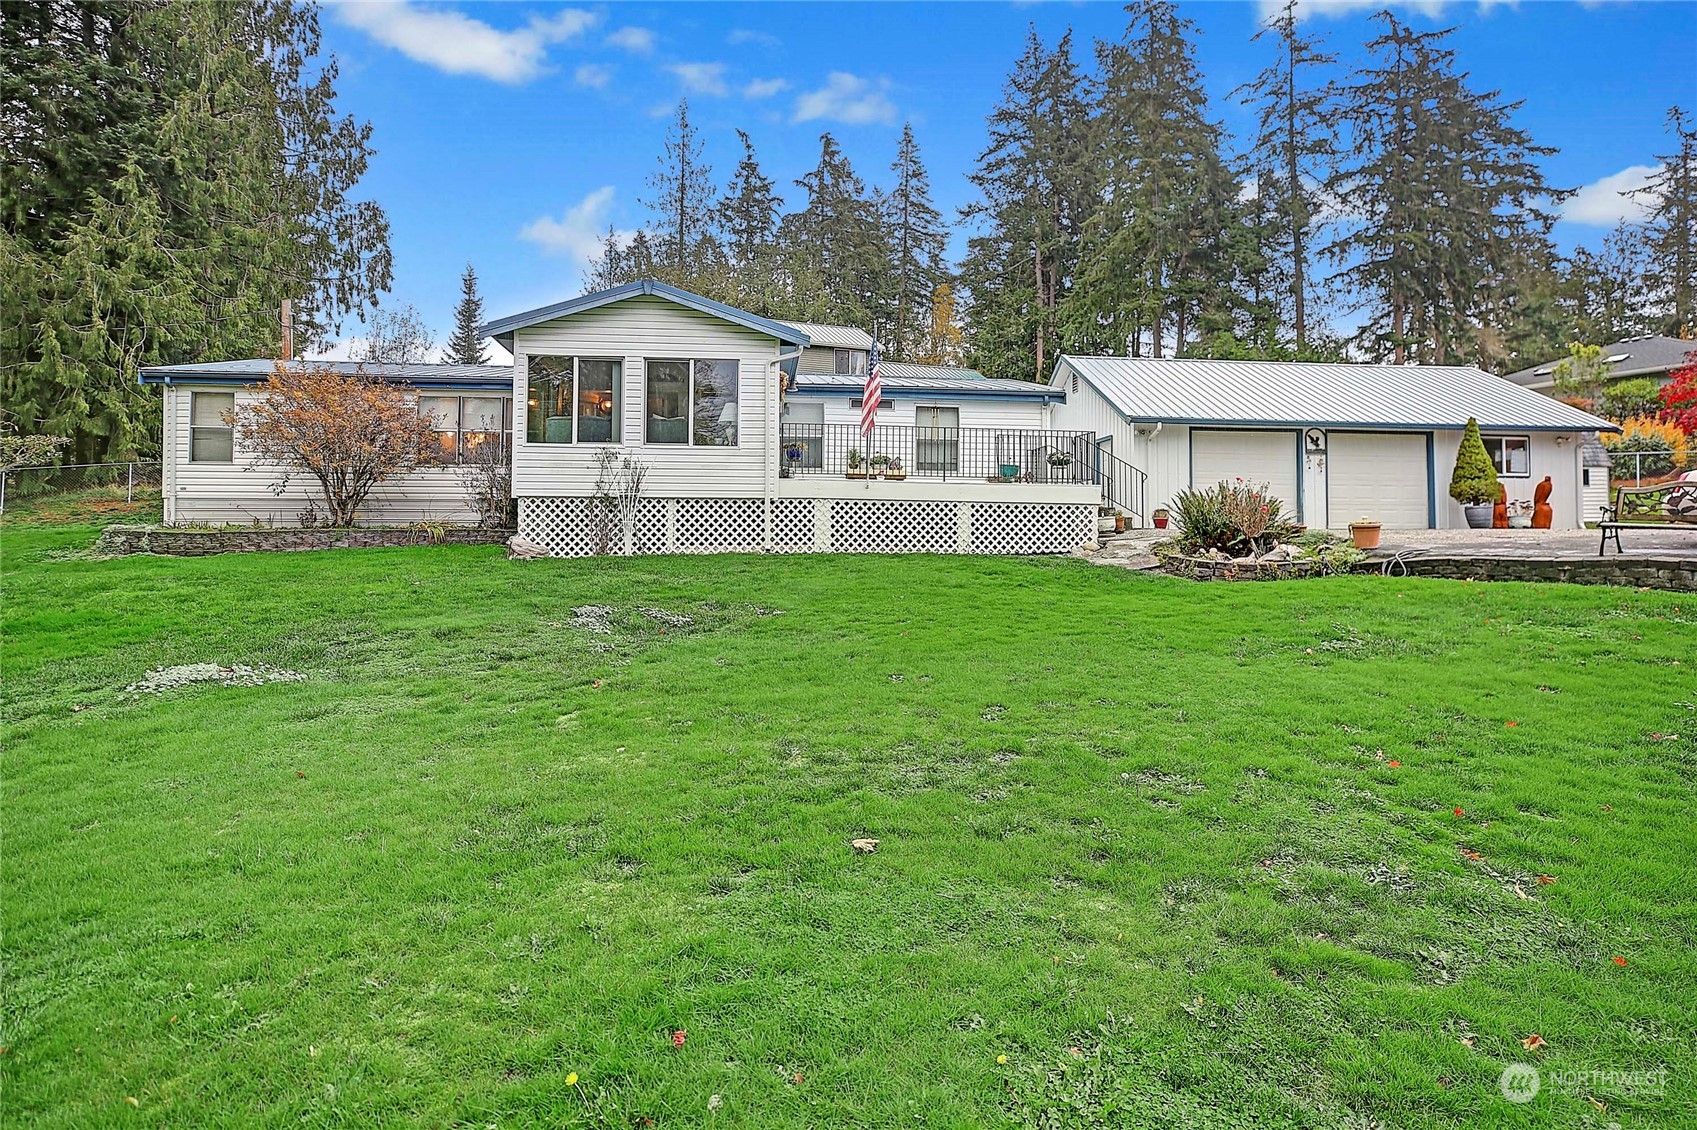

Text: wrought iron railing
xmin=1093 ymin=443 xmax=1148 ymax=527
xmin=779 ymin=424 xmax=1101 ymax=485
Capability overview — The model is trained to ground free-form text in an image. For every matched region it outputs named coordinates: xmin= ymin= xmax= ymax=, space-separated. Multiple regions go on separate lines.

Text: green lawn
xmin=3 ymin=523 xmax=1693 ymax=1128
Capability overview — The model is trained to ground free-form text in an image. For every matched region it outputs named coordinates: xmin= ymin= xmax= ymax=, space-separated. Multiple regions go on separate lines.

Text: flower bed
xmin=94 ymin=523 xmax=514 ymax=557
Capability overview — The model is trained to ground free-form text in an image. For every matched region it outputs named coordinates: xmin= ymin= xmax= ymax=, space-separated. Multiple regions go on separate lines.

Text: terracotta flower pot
xmin=1350 ymin=521 xmax=1382 ymax=550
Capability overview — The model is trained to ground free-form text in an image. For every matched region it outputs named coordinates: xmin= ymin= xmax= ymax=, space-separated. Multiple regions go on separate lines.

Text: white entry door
xmin=1190 ymin=429 xmax=1301 ymax=518
xmin=1327 ymin=431 xmax=1430 ymax=529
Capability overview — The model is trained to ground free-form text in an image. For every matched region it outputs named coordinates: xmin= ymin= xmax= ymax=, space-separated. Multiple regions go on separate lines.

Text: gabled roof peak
xmin=479 ymin=280 xmax=811 ymax=348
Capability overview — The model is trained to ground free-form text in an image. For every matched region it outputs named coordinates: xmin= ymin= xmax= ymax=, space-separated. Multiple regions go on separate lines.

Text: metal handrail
xmin=779 ymin=424 xmax=1101 ymax=485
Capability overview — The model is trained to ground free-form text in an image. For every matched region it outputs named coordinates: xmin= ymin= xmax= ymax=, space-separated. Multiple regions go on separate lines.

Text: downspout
xmin=764 ymin=345 xmax=805 ymax=550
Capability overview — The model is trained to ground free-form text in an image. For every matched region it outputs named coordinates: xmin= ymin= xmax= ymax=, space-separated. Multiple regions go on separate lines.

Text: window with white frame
xmin=419 ymin=394 xmax=513 ymax=463
xmin=645 ymin=359 xmax=740 ymax=445
xmin=1483 ymin=435 xmax=1530 ymax=478
xmin=190 ymin=391 xmax=235 ymax=462
xmin=527 ymin=356 xmax=620 ymax=444
xmin=834 ymin=349 xmax=867 ymax=376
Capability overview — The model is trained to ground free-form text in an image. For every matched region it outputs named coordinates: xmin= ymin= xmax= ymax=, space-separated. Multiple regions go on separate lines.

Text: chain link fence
xmin=1 ymin=461 xmax=163 ymax=514
xmin=1608 ymin=449 xmax=1692 ymax=485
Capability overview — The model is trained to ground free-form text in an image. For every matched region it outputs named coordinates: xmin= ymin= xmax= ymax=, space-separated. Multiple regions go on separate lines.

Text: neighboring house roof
xmin=1501 ymin=335 xmax=1697 ymax=387
xmin=776 ymin=320 xmax=875 ymax=350
xmin=137 ymin=359 xmax=513 ymax=391
xmin=1055 ymin=355 xmax=1617 ymax=433
xmin=479 ymin=279 xmax=810 ymax=350
xmin=794 ymin=364 xmax=1060 ymax=399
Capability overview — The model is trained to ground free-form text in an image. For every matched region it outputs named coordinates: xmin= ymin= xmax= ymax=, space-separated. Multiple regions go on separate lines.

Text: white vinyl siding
xmin=162 ymin=383 xmax=483 ymax=524
xmin=1190 ymin=429 xmax=1301 ymax=517
xmin=1434 ymin=430 xmax=1584 ymax=529
xmin=1326 ymin=431 xmax=1430 ymax=529
xmin=511 ymin=295 xmax=779 ymax=498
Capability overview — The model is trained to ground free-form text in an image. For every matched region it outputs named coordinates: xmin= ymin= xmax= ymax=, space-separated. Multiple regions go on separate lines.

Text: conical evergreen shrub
xmin=1449 ymin=417 xmax=1500 ymax=506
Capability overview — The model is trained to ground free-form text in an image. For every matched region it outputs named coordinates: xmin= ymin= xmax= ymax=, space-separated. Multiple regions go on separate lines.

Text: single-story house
xmin=1501 ymin=334 xmax=1695 ymax=393
xmin=137 ymin=358 xmax=512 ymax=525
xmin=141 ymin=280 xmax=1623 ymax=547
xmin=479 ymin=281 xmax=1101 ymax=555
xmin=140 ymin=281 xmax=1105 ymax=553
xmin=1047 ymin=356 xmax=1618 ymax=530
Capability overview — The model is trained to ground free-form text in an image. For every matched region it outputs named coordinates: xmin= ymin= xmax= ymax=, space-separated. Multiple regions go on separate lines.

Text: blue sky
xmin=315 ymin=0 xmax=1697 ymax=358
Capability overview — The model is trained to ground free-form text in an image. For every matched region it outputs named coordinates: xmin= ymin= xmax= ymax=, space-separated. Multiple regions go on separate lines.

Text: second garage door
xmin=1327 ymin=431 xmax=1430 ymax=528
xmin=1190 ymin=429 xmax=1301 ymax=517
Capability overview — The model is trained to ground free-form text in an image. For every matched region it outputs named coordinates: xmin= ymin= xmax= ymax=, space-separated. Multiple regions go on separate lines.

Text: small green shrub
xmin=1169 ymin=479 xmax=1299 ymax=555
xmin=1448 ymin=418 xmax=1499 ymax=506
xmin=1600 ymin=378 xmax=1665 ymax=424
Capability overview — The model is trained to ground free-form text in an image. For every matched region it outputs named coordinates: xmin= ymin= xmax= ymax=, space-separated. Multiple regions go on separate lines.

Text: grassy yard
xmin=3 ymin=523 xmax=1693 ymax=1128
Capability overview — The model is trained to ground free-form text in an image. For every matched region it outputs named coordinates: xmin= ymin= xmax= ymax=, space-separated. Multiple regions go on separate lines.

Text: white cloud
xmin=605 ymin=26 xmax=656 ymax=54
xmin=728 ymin=28 xmax=782 ymax=48
xmin=331 ymin=2 xmax=598 ymax=84
xmin=743 ymin=77 xmax=789 ymax=100
xmin=519 ymin=187 xmax=630 ymax=269
xmin=575 ymin=63 xmax=612 ymax=89
xmin=667 ymin=61 xmax=729 ymax=97
xmin=1562 ymin=164 xmax=1661 ymax=226
xmin=792 ymin=72 xmax=898 ymax=126
xmin=1259 ymin=0 xmax=1455 ymax=22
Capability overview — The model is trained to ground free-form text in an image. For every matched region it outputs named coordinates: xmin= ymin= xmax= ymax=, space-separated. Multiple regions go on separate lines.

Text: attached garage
xmin=1326 ymin=431 xmax=1431 ymax=529
xmin=1049 ymin=355 xmax=1618 ymax=531
xmin=1190 ymin=429 xmax=1300 ymax=516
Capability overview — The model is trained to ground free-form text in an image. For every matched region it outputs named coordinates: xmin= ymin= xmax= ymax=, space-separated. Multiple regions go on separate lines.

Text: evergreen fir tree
xmin=1449 ymin=418 xmax=1499 ymax=506
xmin=641 ymin=100 xmax=717 ymax=279
xmin=718 ymin=130 xmax=780 ymax=268
xmin=958 ymin=27 xmax=1097 ymax=380
xmin=1236 ymin=0 xmax=1338 ymax=350
xmin=1629 ymin=106 xmax=1697 ymax=336
xmin=783 ymin=134 xmax=889 ymax=329
xmin=1326 ymin=14 xmax=1565 ymax=365
xmin=1069 ymin=0 xmax=1247 ymax=359
xmin=446 ymin=264 xmax=490 ymax=365
xmin=0 ymin=1 xmax=392 ymax=461
xmin=884 ymin=124 xmax=950 ymax=360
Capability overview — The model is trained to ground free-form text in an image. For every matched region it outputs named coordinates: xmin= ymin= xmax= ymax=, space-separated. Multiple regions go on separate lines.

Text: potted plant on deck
xmin=870 ymin=453 xmax=891 ymax=479
xmin=884 ymin=457 xmax=907 ymax=481
xmin=1449 ymin=417 xmax=1501 ymax=529
xmin=846 ymin=448 xmax=868 ymax=479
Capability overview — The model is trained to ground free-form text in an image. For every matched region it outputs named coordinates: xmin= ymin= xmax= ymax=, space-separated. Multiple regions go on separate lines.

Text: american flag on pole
xmin=860 ymin=341 xmax=882 ymax=436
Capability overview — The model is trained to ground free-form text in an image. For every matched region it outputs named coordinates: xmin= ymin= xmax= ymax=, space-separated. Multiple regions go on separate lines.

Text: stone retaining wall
xmin=1366 ymin=554 xmax=1697 ymax=592
xmin=95 ymin=524 xmax=513 ymax=557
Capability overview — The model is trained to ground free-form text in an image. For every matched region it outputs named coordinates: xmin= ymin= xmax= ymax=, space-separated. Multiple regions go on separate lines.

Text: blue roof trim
xmin=139 ymin=370 xmax=513 ymax=391
xmin=479 ymin=280 xmax=811 ymax=347
xmin=1117 ymin=413 xmax=1618 ymax=433
xmin=786 ymin=388 xmax=1058 ymax=403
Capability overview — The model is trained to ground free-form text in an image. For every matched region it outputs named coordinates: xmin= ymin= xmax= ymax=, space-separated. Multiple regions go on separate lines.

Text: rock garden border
xmin=94 ymin=523 xmax=514 ymax=557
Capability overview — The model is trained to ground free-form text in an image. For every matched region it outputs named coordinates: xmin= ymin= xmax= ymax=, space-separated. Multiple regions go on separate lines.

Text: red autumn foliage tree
xmin=1660 ymin=350 xmax=1697 ymax=434
xmin=232 ymin=363 xmax=437 ymax=525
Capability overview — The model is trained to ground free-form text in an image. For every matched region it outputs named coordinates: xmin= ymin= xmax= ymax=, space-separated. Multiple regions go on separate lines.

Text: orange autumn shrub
xmin=232 ymin=363 xmax=438 ymax=525
xmin=1601 ymin=416 xmax=1690 ymax=481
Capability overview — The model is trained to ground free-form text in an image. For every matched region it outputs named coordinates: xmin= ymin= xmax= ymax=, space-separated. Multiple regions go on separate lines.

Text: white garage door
xmin=1191 ymin=429 xmax=1300 ymax=516
xmin=1327 ymin=431 xmax=1430 ymax=529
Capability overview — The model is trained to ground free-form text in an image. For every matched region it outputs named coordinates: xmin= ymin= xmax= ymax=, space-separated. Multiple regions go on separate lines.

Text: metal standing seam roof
xmin=777 ymin=320 xmax=875 ymax=350
xmin=1056 ymin=356 xmax=1618 ymax=433
xmin=479 ymin=279 xmax=810 ymax=349
xmin=138 ymin=359 xmax=513 ymax=388
xmin=793 ymin=367 xmax=1059 ymax=398
xmin=1502 ymin=335 xmax=1697 ymax=386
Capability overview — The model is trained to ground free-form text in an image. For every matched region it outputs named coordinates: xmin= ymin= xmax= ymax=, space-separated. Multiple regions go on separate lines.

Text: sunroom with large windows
xmin=527 ymin=356 xmax=620 ymax=444
xmin=645 ymin=359 xmax=739 ymax=446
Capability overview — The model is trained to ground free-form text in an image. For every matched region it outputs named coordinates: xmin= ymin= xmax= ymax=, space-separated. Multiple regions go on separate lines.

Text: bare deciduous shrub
xmin=592 ymin=448 xmax=648 ymax=554
xmin=460 ymin=436 xmax=515 ymax=527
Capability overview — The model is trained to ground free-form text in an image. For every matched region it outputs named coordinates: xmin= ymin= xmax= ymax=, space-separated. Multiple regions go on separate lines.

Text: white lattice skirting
xmin=518 ymin=497 xmax=1095 ymax=557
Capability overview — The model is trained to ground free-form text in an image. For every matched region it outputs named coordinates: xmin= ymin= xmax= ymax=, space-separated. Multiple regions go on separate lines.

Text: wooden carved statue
xmin=1492 ymin=481 xmax=1509 ymax=529
xmin=1532 ymin=476 xmax=1553 ymax=529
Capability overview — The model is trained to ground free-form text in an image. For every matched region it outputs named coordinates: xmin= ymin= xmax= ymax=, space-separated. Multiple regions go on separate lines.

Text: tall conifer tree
xmin=446 ymin=264 xmax=489 ymax=365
